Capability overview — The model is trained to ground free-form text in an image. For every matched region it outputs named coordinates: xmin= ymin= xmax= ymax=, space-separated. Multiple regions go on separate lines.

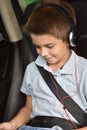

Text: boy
xmin=0 ymin=0 xmax=87 ymax=129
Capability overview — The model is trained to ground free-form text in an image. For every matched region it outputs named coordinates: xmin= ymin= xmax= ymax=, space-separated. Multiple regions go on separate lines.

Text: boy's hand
xmin=0 ymin=122 xmax=16 ymax=130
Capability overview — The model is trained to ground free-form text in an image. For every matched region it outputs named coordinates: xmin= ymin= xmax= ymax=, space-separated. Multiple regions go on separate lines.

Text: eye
xmin=47 ymin=44 xmax=54 ymax=48
xmin=36 ymin=46 xmax=41 ymax=49
xmin=34 ymin=44 xmax=40 ymax=49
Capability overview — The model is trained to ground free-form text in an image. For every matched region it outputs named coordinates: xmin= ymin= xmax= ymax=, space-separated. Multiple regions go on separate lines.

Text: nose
xmin=40 ymin=47 xmax=48 ymax=57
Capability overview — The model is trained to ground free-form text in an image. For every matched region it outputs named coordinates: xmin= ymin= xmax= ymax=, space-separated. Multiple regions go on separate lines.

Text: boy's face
xmin=30 ymin=33 xmax=71 ymax=69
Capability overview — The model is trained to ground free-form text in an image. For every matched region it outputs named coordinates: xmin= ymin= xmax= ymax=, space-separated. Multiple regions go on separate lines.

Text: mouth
xmin=45 ymin=57 xmax=52 ymax=63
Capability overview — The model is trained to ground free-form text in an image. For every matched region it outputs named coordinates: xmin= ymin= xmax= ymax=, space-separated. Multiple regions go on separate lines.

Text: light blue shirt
xmin=20 ymin=50 xmax=87 ymax=128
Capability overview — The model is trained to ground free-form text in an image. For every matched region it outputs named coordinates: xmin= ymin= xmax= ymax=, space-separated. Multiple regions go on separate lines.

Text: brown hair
xmin=23 ymin=0 xmax=76 ymax=42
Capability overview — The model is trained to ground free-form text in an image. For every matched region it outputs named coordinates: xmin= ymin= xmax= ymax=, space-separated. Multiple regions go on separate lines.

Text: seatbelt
xmin=11 ymin=0 xmax=24 ymax=25
xmin=29 ymin=116 xmax=81 ymax=129
xmin=36 ymin=65 xmax=87 ymax=126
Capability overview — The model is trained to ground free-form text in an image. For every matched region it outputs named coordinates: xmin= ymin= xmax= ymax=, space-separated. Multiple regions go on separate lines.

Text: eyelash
xmin=34 ymin=45 xmax=54 ymax=49
xmin=47 ymin=45 xmax=54 ymax=48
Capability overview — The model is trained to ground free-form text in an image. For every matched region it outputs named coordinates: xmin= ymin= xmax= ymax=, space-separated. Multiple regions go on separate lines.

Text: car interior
xmin=0 ymin=0 xmax=87 ymax=123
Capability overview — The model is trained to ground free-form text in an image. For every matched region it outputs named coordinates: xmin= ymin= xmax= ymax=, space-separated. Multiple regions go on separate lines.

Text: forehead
xmin=30 ymin=33 xmax=61 ymax=45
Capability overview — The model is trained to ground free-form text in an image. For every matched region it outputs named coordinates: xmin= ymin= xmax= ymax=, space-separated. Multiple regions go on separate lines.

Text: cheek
xmin=54 ymin=44 xmax=66 ymax=54
xmin=52 ymin=47 xmax=61 ymax=54
xmin=51 ymin=46 xmax=64 ymax=58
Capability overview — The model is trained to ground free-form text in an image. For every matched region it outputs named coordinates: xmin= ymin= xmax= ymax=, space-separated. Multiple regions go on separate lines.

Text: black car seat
xmin=0 ymin=16 xmax=14 ymax=122
xmin=2 ymin=0 xmax=38 ymax=122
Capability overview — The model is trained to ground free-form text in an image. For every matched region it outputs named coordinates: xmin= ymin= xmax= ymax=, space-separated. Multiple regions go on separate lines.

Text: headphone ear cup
xmin=68 ymin=30 xmax=80 ymax=47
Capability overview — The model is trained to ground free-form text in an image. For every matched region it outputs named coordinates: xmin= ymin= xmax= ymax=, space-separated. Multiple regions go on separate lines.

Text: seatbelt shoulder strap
xmin=36 ymin=65 xmax=87 ymax=126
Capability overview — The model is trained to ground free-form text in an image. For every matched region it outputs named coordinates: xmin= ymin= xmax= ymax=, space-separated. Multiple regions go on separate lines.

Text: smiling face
xmin=30 ymin=33 xmax=71 ymax=70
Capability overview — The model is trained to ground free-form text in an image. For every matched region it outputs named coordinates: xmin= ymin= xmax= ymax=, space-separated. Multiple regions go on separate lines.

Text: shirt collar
xmin=35 ymin=50 xmax=76 ymax=75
